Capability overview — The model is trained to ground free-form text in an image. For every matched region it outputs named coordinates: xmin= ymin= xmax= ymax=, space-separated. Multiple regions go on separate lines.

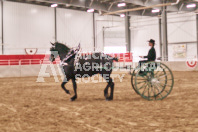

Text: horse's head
xmin=49 ymin=42 xmax=57 ymax=62
xmin=49 ymin=42 xmax=70 ymax=62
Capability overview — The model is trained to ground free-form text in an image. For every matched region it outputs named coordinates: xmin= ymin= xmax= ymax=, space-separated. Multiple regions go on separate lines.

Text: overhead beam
xmin=115 ymin=0 xmax=144 ymax=6
xmin=102 ymin=0 xmax=180 ymax=15
xmin=33 ymin=0 xmax=107 ymax=11
xmin=178 ymin=3 xmax=184 ymax=11
xmin=115 ymin=0 xmax=179 ymax=11
xmin=8 ymin=0 xmax=190 ymax=16
xmin=143 ymin=0 xmax=149 ymax=5
xmin=89 ymin=0 xmax=94 ymax=7
xmin=108 ymin=2 xmax=114 ymax=11
xmin=142 ymin=9 xmax=145 ymax=16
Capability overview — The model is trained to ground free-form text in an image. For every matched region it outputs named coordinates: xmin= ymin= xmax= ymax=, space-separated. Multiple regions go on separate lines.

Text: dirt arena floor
xmin=0 ymin=71 xmax=198 ymax=132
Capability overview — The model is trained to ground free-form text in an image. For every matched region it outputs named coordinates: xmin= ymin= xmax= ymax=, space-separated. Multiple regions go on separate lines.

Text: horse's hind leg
xmin=71 ymin=79 xmax=77 ymax=101
xmin=61 ymin=78 xmax=70 ymax=95
xmin=102 ymin=75 xmax=110 ymax=99
xmin=104 ymin=85 xmax=109 ymax=98
xmin=108 ymin=77 xmax=114 ymax=100
xmin=103 ymin=75 xmax=114 ymax=101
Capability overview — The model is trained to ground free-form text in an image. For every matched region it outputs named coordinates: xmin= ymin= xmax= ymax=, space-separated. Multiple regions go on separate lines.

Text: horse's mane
xmin=55 ymin=42 xmax=70 ymax=53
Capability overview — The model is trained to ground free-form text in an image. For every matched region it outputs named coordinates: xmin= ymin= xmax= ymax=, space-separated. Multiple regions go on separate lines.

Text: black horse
xmin=49 ymin=42 xmax=118 ymax=101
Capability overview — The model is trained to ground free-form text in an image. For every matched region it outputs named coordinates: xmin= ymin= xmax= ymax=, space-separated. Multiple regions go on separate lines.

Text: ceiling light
xmin=152 ymin=9 xmax=160 ymax=13
xmin=65 ymin=4 xmax=71 ymax=7
xmin=51 ymin=4 xmax=58 ymax=8
xmin=87 ymin=9 xmax=94 ymax=13
xmin=120 ymin=14 xmax=125 ymax=17
xmin=186 ymin=4 xmax=196 ymax=8
xmin=31 ymin=9 xmax=37 ymax=14
xmin=118 ymin=3 xmax=126 ymax=7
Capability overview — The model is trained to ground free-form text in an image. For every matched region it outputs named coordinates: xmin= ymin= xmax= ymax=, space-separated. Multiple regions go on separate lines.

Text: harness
xmin=60 ymin=44 xmax=81 ymax=67
xmin=60 ymin=48 xmax=116 ymax=71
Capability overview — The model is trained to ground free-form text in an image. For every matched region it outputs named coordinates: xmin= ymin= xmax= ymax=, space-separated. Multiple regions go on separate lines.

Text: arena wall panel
xmin=3 ymin=1 xmax=55 ymax=55
xmin=0 ymin=65 xmax=21 ymax=77
xmin=0 ymin=2 xmax=2 ymax=55
xmin=130 ymin=16 xmax=160 ymax=62
xmin=167 ymin=13 xmax=197 ymax=61
xmin=0 ymin=64 xmax=63 ymax=78
xmin=95 ymin=14 xmax=125 ymax=51
xmin=167 ymin=13 xmax=196 ymax=43
xmin=130 ymin=13 xmax=197 ymax=62
xmin=57 ymin=8 xmax=94 ymax=52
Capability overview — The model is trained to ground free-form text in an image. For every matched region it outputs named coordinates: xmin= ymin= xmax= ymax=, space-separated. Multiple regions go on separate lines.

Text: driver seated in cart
xmin=138 ymin=39 xmax=156 ymax=74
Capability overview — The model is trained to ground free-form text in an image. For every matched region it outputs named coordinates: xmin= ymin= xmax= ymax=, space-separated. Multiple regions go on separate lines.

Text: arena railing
xmin=0 ymin=59 xmax=61 ymax=66
xmin=0 ymin=53 xmax=133 ymax=66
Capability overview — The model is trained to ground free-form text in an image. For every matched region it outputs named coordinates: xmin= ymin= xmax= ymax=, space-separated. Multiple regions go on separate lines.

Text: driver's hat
xmin=148 ymin=39 xmax=155 ymax=44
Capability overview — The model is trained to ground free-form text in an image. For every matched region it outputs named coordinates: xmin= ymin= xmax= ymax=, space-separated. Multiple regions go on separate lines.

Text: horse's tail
xmin=113 ymin=57 xmax=119 ymax=62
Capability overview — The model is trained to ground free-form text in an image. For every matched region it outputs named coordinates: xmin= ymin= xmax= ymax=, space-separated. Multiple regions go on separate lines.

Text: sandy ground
xmin=0 ymin=71 xmax=198 ymax=132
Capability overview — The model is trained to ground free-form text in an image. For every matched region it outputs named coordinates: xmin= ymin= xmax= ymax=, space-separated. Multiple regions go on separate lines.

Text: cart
xmin=131 ymin=62 xmax=174 ymax=101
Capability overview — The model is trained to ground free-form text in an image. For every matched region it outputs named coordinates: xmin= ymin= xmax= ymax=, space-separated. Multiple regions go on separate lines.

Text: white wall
xmin=57 ymin=8 xmax=94 ymax=52
xmin=0 ymin=2 xmax=2 ymax=55
xmin=130 ymin=16 xmax=160 ymax=62
xmin=95 ymin=14 xmax=125 ymax=51
xmin=1 ymin=1 xmax=126 ymax=55
xmin=167 ymin=12 xmax=197 ymax=61
xmin=3 ymin=1 xmax=55 ymax=55
xmin=1 ymin=1 xmax=97 ymax=54
xmin=168 ymin=13 xmax=196 ymax=43
xmin=130 ymin=12 xmax=197 ymax=62
xmin=104 ymin=26 xmax=125 ymax=47
xmin=1 ymin=1 xmax=197 ymax=61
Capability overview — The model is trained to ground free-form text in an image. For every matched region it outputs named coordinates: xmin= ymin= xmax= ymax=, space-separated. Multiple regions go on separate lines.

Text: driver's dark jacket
xmin=144 ymin=47 xmax=156 ymax=61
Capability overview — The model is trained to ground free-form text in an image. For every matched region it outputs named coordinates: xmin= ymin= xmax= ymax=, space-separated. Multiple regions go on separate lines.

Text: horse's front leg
xmin=71 ymin=79 xmax=77 ymax=101
xmin=61 ymin=78 xmax=71 ymax=95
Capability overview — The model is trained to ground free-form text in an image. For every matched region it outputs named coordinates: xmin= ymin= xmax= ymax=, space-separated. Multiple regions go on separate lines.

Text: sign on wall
xmin=173 ymin=44 xmax=186 ymax=58
xmin=186 ymin=56 xmax=198 ymax=69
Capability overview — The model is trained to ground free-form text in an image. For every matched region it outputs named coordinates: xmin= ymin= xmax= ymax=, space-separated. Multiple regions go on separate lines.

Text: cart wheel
xmin=131 ymin=68 xmax=140 ymax=95
xmin=134 ymin=62 xmax=174 ymax=101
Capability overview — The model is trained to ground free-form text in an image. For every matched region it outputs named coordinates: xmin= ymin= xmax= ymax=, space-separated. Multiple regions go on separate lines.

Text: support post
xmin=196 ymin=14 xmax=198 ymax=59
xmin=93 ymin=13 xmax=96 ymax=51
xmin=162 ymin=5 xmax=168 ymax=61
xmin=54 ymin=7 xmax=57 ymax=42
xmin=1 ymin=0 xmax=3 ymax=54
xmin=102 ymin=26 xmax=105 ymax=51
xmin=159 ymin=17 xmax=162 ymax=58
xmin=125 ymin=12 xmax=131 ymax=53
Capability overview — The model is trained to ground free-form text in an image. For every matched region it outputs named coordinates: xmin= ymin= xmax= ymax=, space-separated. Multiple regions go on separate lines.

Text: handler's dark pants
xmin=138 ymin=60 xmax=148 ymax=70
xmin=138 ymin=60 xmax=157 ymax=73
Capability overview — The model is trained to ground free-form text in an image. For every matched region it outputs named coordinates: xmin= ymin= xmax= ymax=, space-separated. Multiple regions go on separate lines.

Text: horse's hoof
xmin=106 ymin=99 xmax=110 ymax=101
xmin=70 ymin=98 xmax=75 ymax=101
xmin=105 ymin=97 xmax=113 ymax=101
xmin=70 ymin=96 xmax=77 ymax=101
xmin=66 ymin=90 xmax=70 ymax=95
xmin=104 ymin=94 xmax=108 ymax=98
